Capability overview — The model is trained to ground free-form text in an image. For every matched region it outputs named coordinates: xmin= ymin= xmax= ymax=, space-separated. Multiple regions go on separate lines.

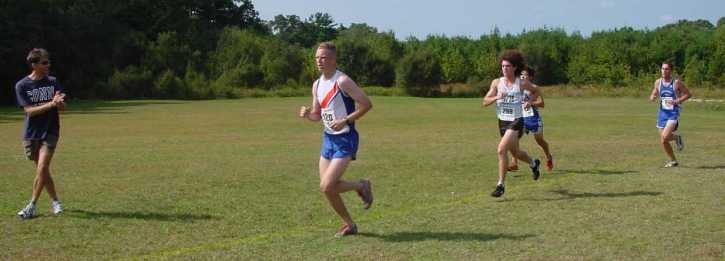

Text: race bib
xmin=498 ymin=104 xmax=515 ymax=121
xmin=321 ymin=107 xmax=336 ymax=128
xmin=321 ymin=107 xmax=349 ymax=134
xmin=661 ymin=97 xmax=674 ymax=110
xmin=502 ymin=106 xmax=514 ymax=116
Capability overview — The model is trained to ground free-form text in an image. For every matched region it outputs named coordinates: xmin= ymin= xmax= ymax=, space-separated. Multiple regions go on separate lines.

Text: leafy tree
xmin=210 ymin=28 xmax=265 ymax=90
xmin=396 ymin=48 xmax=441 ymax=96
xmin=270 ymin=12 xmax=339 ymax=47
xmin=260 ymin=40 xmax=305 ymax=88
xmin=708 ymin=23 xmax=725 ymax=85
xmin=336 ymin=24 xmax=399 ymax=86
xmin=684 ymin=56 xmax=707 ymax=86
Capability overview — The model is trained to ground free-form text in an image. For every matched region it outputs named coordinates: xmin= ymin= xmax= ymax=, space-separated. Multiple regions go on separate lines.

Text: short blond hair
xmin=317 ymin=42 xmax=336 ymax=54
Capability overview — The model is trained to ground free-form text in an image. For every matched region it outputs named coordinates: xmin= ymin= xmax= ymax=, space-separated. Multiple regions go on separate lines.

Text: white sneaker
xmin=52 ymin=201 xmax=64 ymax=215
xmin=17 ymin=202 xmax=36 ymax=220
xmin=664 ymin=161 xmax=679 ymax=168
xmin=674 ymin=134 xmax=684 ymax=152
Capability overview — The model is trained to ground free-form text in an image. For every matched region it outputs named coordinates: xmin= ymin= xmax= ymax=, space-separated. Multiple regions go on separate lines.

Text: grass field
xmin=1 ymin=97 xmax=723 ymax=260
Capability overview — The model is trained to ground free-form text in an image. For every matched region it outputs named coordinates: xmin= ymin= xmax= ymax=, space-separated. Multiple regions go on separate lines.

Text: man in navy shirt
xmin=14 ymin=48 xmax=66 ymax=219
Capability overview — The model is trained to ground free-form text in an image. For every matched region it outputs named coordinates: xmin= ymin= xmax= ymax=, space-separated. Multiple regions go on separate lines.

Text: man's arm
xmin=529 ymin=85 xmax=545 ymax=108
xmin=521 ymin=80 xmax=540 ymax=108
xmin=300 ymin=80 xmax=322 ymax=121
xmin=55 ymin=91 xmax=66 ymax=111
xmin=336 ymin=75 xmax=372 ymax=125
xmin=23 ymin=92 xmax=65 ymax=117
xmin=649 ymin=80 xmax=659 ymax=102
xmin=482 ymin=79 xmax=500 ymax=107
xmin=674 ymin=80 xmax=691 ymax=105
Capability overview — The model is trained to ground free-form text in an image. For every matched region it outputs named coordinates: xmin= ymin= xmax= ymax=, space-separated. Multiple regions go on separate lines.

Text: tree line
xmin=2 ymin=0 xmax=724 ymax=105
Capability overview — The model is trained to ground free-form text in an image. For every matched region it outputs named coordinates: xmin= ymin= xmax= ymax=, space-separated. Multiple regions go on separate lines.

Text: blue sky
xmin=253 ymin=0 xmax=724 ymax=39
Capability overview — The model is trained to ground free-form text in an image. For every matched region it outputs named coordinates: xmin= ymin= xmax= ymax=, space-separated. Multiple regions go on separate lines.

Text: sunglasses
xmin=34 ymin=60 xmax=50 ymax=65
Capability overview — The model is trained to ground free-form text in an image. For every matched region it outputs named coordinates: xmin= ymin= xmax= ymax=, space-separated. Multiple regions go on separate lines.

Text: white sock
xmin=497 ymin=181 xmax=504 ymax=186
xmin=529 ymin=159 xmax=537 ymax=168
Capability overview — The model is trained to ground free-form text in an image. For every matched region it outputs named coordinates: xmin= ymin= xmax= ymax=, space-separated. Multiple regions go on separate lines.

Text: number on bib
xmin=502 ymin=107 xmax=514 ymax=116
xmin=321 ymin=107 xmax=336 ymax=128
xmin=661 ymin=97 xmax=674 ymax=110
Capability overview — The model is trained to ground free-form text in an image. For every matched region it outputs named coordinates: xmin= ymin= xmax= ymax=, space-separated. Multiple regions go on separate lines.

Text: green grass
xmin=1 ymin=97 xmax=723 ymax=260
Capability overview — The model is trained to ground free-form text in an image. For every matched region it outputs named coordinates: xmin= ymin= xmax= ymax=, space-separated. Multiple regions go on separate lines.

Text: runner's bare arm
xmin=521 ymin=80 xmax=540 ymax=108
xmin=674 ymin=80 xmax=691 ymax=105
xmin=23 ymin=92 xmax=65 ymax=116
xmin=482 ymin=79 xmax=500 ymax=107
xmin=55 ymin=91 xmax=65 ymax=111
xmin=336 ymin=75 xmax=372 ymax=124
xmin=300 ymin=80 xmax=322 ymax=121
xmin=649 ymin=80 xmax=659 ymax=102
xmin=530 ymin=85 xmax=545 ymax=108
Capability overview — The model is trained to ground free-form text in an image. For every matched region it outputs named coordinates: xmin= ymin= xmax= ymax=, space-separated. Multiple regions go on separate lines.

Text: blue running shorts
xmin=321 ymin=130 xmax=359 ymax=160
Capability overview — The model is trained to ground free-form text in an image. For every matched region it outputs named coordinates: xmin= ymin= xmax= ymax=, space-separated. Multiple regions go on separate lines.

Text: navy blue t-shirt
xmin=14 ymin=76 xmax=64 ymax=140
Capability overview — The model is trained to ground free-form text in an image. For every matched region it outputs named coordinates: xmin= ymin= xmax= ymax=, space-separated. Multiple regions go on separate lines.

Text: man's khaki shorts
xmin=23 ymin=135 xmax=59 ymax=161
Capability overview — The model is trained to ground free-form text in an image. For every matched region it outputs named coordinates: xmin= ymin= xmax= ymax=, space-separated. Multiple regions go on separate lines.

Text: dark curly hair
xmin=499 ymin=49 xmax=525 ymax=76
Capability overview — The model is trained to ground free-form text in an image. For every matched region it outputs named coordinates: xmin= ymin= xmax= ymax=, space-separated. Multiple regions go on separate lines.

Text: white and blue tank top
xmin=658 ymin=78 xmax=680 ymax=115
xmin=522 ymin=89 xmax=540 ymax=120
xmin=316 ymin=70 xmax=356 ymax=135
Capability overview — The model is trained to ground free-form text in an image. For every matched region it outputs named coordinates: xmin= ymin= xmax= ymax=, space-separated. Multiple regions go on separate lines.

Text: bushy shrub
xmin=210 ymin=28 xmax=266 ymax=89
xmin=152 ymin=70 xmax=184 ymax=98
xmin=183 ymin=70 xmax=211 ymax=99
xmin=396 ymin=48 xmax=441 ymax=97
xmin=260 ymin=40 xmax=305 ymax=89
xmin=106 ymin=65 xmax=153 ymax=99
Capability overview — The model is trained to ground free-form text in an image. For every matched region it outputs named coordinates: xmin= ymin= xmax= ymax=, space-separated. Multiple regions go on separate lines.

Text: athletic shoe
xmin=334 ymin=223 xmax=358 ymax=238
xmin=508 ymin=165 xmax=519 ymax=172
xmin=674 ymin=134 xmax=684 ymax=152
xmin=17 ymin=202 xmax=36 ymax=220
xmin=546 ymin=157 xmax=553 ymax=171
xmin=490 ymin=184 xmax=505 ymax=197
xmin=664 ymin=161 xmax=679 ymax=168
xmin=52 ymin=200 xmax=64 ymax=215
xmin=531 ymin=159 xmax=541 ymax=180
xmin=356 ymin=179 xmax=373 ymax=210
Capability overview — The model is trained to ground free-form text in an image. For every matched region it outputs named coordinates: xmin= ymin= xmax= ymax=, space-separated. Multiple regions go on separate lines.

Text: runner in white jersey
xmin=649 ymin=61 xmax=690 ymax=167
xmin=508 ymin=69 xmax=553 ymax=172
xmin=483 ymin=49 xmax=542 ymax=198
xmin=299 ymin=42 xmax=373 ymax=237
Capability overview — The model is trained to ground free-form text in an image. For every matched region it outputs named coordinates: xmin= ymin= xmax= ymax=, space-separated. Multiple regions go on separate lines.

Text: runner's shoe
xmin=664 ymin=161 xmax=679 ymax=168
xmin=17 ymin=202 xmax=36 ymax=220
xmin=356 ymin=179 xmax=373 ymax=210
xmin=334 ymin=223 xmax=358 ymax=238
xmin=546 ymin=157 xmax=553 ymax=171
xmin=52 ymin=200 xmax=64 ymax=215
xmin=531 ymin=159 xmax=541 ymax=180
xmin=491 ymin=184 xmax=505 ymax=198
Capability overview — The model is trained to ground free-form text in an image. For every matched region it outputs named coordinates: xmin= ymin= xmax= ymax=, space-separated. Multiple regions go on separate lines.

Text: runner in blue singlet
xmin=649 ymin=61 xmax=690 ymax=167
xmin=508 ymin=69 xmax=553 ymax=172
